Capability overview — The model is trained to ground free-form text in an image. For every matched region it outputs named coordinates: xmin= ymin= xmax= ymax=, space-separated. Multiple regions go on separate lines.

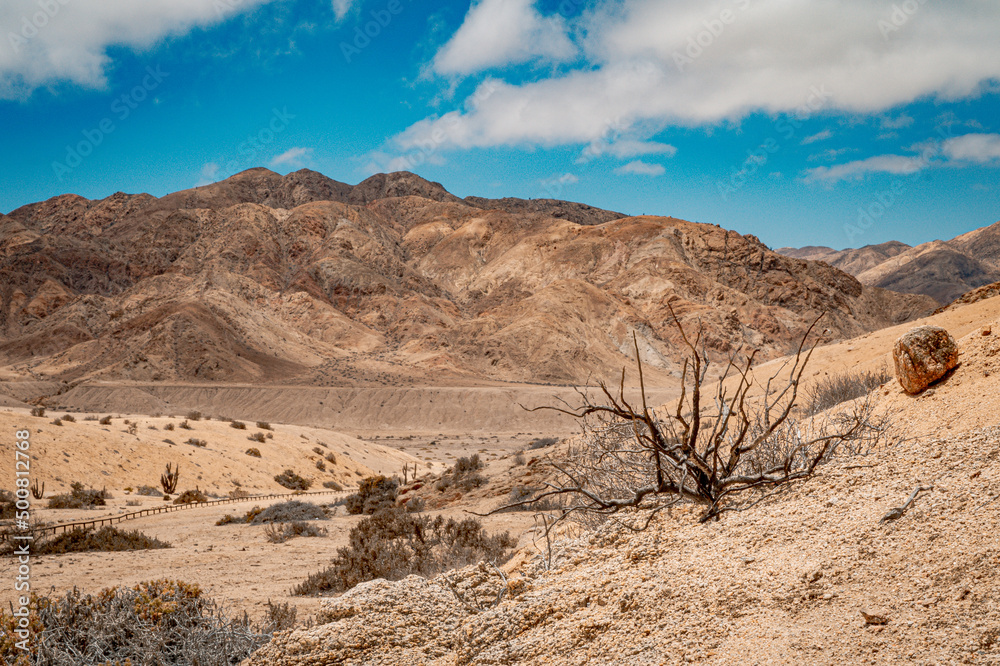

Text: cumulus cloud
xmin=395 ymin=0 xmax=1000 ymax=154
xmin=0 ymin=0 xmax=275 ymax=98
xmin=616 ymin=161 xmax=666 ymax=177
xmin=432 ymin=0 xmax=576 ymax=77
xmin=269 ymin=146 xmax=313 ymax=168
xmin=942 ymin=133 xmax=1000 ymax=163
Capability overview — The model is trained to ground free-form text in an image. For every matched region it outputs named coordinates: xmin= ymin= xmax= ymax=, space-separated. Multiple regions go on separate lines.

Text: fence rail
xmin=2 ymin=489 xmax=353 ymax=542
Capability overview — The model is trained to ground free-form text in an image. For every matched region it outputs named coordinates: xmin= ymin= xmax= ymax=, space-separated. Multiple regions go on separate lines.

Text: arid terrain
xmin=1 ymin=171 xmax=999 ymax=664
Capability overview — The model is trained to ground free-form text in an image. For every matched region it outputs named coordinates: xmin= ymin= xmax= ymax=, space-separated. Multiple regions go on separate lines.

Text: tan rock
xmin=892 ymin=325 xmax=959 ymax=394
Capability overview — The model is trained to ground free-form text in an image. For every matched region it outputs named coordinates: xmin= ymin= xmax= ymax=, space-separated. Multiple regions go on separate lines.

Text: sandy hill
xmin=1 ymin=170 xmax=934 ymax=400
xmin=778 ymin=222 xmax=1000 ymax=305
xmin=248 ymin=294 xmax=1000 ymax=666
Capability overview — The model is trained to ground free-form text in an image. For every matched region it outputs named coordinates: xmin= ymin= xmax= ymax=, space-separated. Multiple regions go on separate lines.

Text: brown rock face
xmin=893 ymin=326 xmax=959 ymax=394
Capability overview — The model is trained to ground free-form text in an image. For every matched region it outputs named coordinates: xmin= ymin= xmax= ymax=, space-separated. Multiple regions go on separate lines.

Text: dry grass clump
xmin=274 ymin=469 xmax=310 ymax=491
xmin=250 ymin=500 xmax=326 ymax=525
xmin=345 ymin=476 xmax=398 ymax=515
xmin=47 ymin=482 xmax=109 ymax=509
xmin=294 ymin=507 xmax=515 ymax=596
xmin=0 ymin=580 xmax=272 ymax=665
xmin=172 ymin=489 xmax=208 ymax=505
xmin=264 ymin=521 xmax=327 ymax=543
xmin=806 ymin=366 xmax=892 ymax=415
xmin=34 ymin=526 xmax=170 ymax=555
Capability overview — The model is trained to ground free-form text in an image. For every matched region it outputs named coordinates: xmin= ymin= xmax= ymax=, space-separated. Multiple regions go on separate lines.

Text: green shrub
xmin=47 ymin=482 xmax=108 ymax=509
xmin=274 ymin=469 xmax=310 ymax=491
xmin=294 ymin=508 xmax=514 ymax=596
xmin=251 ymin=500 xmax=326 ymax=525
xmin=34 ymin=526 xmax=170 ymax=555
xmin=173 ymin=489 xmax=208 ymax=505
xmin=345 ymin=476 xmax=398 ymax=515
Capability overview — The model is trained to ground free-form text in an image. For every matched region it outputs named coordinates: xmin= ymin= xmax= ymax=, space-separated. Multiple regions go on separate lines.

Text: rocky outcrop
xmin=893 ymin=325 xmax=959 ymax=394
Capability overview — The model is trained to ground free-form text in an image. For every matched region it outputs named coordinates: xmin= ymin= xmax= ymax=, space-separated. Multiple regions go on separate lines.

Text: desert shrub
xmin=246 ymin=447 xmax=262 ymax=458
xmin=61 ymin=414 xmax=76 ymax=423
xmin=502 ymin=485 xmax=565 ymax=512
xmin=186 ymin=411 xmax=202 ymax=421
xmin=528 ymin=437 xmax=559 ymax=450
xmin=274 ymin=469 xmax=310 ymax=491
xmin=345 ymin=476 xmax=398 ymax=515
xmin=173 ymin=489 xmax=208 ymax=505
xmin=312 ymin=446 xmax=324 ymax=455
xmin=435 ymin=455 xmax=487 ymax=493
xmin=325 ymin=452 xmax=336 ymax=464
xmin=34 ymin=526 xmax=170 ymax=555
xmin=30 ymin=407 xmax=45 ymax=417
xmin=165 ymin=422 xmax=175 ymax=431
xmin=315 ymin=460 xmax=326 ymax=471
xmin=0 ymin=581 xmax=270 ymax=665
xmin=127 ymin=499 xmax=141 ymax=506
xmin=251 ymin=500 xmax=326 ymax=524
xmin=136 ymin=485 xmax=162 ymax=497
xmin=322 ymin=480 xmax=343 ymax=491
xmin=513 ymin=451 xmax=526 ymax=466
xmin=228 ymin=488 xmax=251 ymax=499
xmin=806 ymin=366 xmax=893 ymax=415
xmin=0 ymin=490 xmax=16 ymax=519
xmin=51 ymin=418 xmax=62 ymax=426
xmin=248 ymin=432 xmax=266 ymax=443
xmin=404 ymin=496 xmax=426 ymax=513
xmin=264 ymin=521 xmax=327 ymax=543
xmin=230 ymin=420 xmax=246 ymax=430
xmin=266 ymin=432 xmax=273 ymax=439
xmin=294 ymin=508 xmax=515 ymax=596
xmin=217 ymin=505 xmax=264 ymax=525
xmin=186 ymin=438 xmax=207 ymax=448
xmin=179 ymin=420 xmax=192 ymax=430
xmin=99 ymin=415 xmax=112 ymax=425
xmin=261 ymin=600 xmax=297 ymax=633
xmin=126 ymin=422 xmax=138 ymax=436
xmin=47 ymin=482 xmax=108 ymax=509
xmin=256 ymin=421 xmax=272 ymax=430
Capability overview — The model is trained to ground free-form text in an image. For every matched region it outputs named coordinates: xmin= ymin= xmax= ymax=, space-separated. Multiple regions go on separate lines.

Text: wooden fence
xmin=2 ymin=489 xmax=352 ymax=542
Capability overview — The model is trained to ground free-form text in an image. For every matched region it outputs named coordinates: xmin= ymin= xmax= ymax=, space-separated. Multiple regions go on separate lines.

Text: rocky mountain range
xmin=0 ymin=169 xmax=937 ymax=388
xmin=778 ymin=221 xmax=1000 ymax=305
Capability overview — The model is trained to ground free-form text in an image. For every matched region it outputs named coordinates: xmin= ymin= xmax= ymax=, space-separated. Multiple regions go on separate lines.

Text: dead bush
xmin=0 ymin=581 xmax=270 ymax=665
xmin=186 ymin=411 xmax=202 ymax=421
xmin=30 ymin=407 xmax=45 ymax=417
xmin=185 ymin=438 xmax=207 ymax=448
xmin=248 ymin=432 xmax=266 ymax=443
xmin=61 ymin=414 xmax=76 ymax=423
xmin=173 ymin=489 xmax=208 ymax=505
xmin=256 ymin=421 xmax=272 ymax=430
xmin=322 ymin=480 xmax=343 ymax=491
xmin=806 ymin=366 xmax=892 ymax=415
xmin=230 ymin=420 xmax=246 ymax=430
xmin=264 ymin=521 xmax=327 ymax=543
xmin=294 ymin=508 xmax=514 ymax=596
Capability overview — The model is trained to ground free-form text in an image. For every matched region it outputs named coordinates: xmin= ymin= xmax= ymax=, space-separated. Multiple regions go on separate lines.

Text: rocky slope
xmin=1 ymin=169 xmax=934 ymax=389
xmin=247 ymin=310 xmax=1000 ymax=666
xmin=778 ymin=221 xmax=1000 ymax=305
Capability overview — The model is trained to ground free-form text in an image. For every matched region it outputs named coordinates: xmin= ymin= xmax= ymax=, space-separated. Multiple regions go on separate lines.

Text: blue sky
xmin=1 ymin=0 xmax=998 ymax=250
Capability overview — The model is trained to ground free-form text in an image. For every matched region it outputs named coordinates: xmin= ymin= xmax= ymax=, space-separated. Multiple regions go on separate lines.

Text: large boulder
xmin=893 ymin=326 xmax=959 ymax=394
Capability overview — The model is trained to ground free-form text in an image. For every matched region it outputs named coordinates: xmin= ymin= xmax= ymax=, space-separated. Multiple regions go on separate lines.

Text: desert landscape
xmin=3 ymin=1 xmax=1000 ymax=664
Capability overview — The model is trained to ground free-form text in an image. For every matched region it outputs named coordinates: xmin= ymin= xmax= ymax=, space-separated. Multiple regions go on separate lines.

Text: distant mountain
xmin=777 ymin=224 xmax=1000 ymax=305
xmin=1 ymin=168 xmax=935 ymax=387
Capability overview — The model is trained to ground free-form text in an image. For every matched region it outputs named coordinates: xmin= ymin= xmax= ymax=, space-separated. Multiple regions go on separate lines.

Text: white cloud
xmin=0 ymin=0 xmax=276 ymax=98
xmin=396 ymin=0 xmax=1000 ymax=153
xmin=803 ymin=154 xmax=928 ymax=183
xmin=586 ymin=139 xmax=678 ymax=160
xmin=332 ymin=0 xmax=356 ymax=21
xmin=432 ymin=0 xmax=576 ymax=77
xmin=801 ymin=130 xmax=832 ymax=145
xmin=269 ymin=147 xmax=313 ymax=168
xmin=196 ymin=162 xmax=220 ymax=186
xmin=616 ymin=161 xmax=665 ymax=177
xmin=942 ymin=133 xmax=1000 ymax=163
xmin=880 ymin=114 xmax=914 ymax=130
